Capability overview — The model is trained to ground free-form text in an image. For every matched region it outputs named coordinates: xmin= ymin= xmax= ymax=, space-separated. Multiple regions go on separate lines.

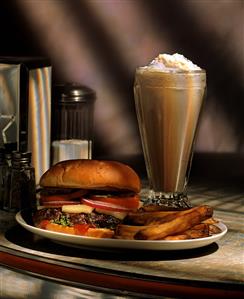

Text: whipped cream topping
xmin=145 ymin=53 xmax=202 ymax=72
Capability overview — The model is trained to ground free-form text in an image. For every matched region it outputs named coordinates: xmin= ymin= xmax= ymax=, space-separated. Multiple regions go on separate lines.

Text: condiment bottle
xmin=5 ymin=151 xmax=36 ymax=212
xmin=0 ymin=149 xmax=8 ymax=209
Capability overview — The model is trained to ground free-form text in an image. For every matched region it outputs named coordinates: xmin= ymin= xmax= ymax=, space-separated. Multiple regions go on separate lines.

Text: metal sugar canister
xmin=5 ymin=151 xmax=36 ymax=212
xmin=52 ymin=83 xmax=96 ymax=165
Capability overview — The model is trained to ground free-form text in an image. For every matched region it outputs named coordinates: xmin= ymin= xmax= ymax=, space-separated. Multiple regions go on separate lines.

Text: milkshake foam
xmin=143 ymin=53 xmax=202 ymax=72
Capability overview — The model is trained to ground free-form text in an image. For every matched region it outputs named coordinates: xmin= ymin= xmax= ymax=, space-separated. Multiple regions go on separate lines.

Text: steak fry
xmin=126 ymin=206 xmax=202 ymax=226
xmin=146 ymin=206 xmax=200 ymax=225
xmin=202 ymin=217 xmax=219 ymax=225
xmin=163 ymin=234 xmax=189 ymax=240
xmin=209 ymin=224 xmax=222 ymax=235
xmin=134 ymin=205 xmax=213 ymax=240
xmin=163 ymin=223 xmax=209 ymax=240
xmin=126 ymin=210 xmax=177 ymax=225
xmin=115 ymin=224 xmax=148 ymax=239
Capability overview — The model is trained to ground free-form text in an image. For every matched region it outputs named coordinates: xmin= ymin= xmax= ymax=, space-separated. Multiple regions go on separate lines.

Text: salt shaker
xmin=52 ymin=83 xmax=96 ymax=164
xmin=5 ymin=152 xmax=36 ymax=212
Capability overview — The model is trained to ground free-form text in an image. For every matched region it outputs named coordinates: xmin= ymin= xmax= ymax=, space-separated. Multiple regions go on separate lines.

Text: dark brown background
xmin=0 ymin=0 xmax=243 ymax=183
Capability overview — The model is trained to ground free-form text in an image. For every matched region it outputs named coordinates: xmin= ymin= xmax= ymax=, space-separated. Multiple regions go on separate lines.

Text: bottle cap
xmin=55 ymin=83 xmax=96 ymax=103
xmin=12 ymin=151 xmax=32 ymax=165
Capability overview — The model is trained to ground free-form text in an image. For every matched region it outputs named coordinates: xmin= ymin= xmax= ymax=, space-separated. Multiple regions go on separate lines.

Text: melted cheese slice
xmin=95 ymin=208 xmax=127 ymax=220
xmin=62 ymin=204 xmax=94 ymax=214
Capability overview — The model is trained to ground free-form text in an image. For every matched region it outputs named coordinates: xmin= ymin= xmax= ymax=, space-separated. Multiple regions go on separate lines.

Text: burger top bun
xmin=40 ymin=159 xmax=141 ymax=193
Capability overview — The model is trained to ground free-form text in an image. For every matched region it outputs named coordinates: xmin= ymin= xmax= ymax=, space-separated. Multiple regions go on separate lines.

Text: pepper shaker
xmin=0 ymin=150 xmax=8 ymax=209
xmin=5 ymin=152 xmax=36 ymax=212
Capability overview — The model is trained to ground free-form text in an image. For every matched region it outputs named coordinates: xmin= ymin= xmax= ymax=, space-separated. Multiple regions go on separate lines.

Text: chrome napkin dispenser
xmin=0 ymin=57 xmax=52 ymax=184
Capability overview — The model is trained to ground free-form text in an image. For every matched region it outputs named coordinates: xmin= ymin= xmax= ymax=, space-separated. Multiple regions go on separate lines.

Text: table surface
xmin=0 ymin=183 xmax=243 ymax=298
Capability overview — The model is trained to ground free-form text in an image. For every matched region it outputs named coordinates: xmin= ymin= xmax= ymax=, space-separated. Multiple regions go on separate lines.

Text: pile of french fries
xmin=115 ymin=205 xmax=221 ymax=240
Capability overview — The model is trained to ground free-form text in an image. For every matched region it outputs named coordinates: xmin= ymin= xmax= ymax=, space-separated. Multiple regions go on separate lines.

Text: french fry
xmin=209 ymin=224 xmax=222 ymax=235
xmin=141 ymin=205 xmax=179 ymax=212
xmin=164 ymin=234 xmax=189 ymax=240
xmin=134 ymin=205 xmax=213 ymax=240
xmin=115 ymin=222 xmax=209 ymax=240
xmin=163 ymin=223 xmax=209 ymax=240
xmin=126 ymin=210 xmax=177 ymax=225
xmin=126 ymin=206 xmax=201 ymax=226
xmin=114 ymin=205 xmax=220 ymax=240
xmin=146 ymin=206 xmax=200 ymax=225
xmin=115 ymin=224 xmax=148 ymax=239
xmin=185 ymin=223 xmax=209 ymax=239
xmin=86 ymin=228 xmax=114 ymax=238
xmin=202 ymin=217 xmax=219 ymax=225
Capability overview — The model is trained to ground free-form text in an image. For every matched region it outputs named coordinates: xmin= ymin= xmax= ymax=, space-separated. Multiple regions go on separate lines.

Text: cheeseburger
xmin=33 ymin=159 xmax=141 ymax=238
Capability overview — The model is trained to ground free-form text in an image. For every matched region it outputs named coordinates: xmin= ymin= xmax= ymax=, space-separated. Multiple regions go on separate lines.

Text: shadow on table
xmin=5 ymin=224 xmax=219 ymax=262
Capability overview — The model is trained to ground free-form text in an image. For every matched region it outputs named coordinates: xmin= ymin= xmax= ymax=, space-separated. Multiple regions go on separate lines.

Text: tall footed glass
xmin=134 ymin=68 xmax=206 ymax=209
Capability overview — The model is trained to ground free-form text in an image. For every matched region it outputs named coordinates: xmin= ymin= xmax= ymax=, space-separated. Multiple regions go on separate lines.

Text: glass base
xmin=143 ymin=190 xmax=192 ymax=209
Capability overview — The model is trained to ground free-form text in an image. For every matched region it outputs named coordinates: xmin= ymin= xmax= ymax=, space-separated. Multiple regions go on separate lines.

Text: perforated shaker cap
xmin=55 ymin=83 xmax=96 ymax=103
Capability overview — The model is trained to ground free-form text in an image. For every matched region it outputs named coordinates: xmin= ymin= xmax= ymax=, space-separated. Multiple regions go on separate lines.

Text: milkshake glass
xmin=134 ymin=54 xmax=206 ymax=208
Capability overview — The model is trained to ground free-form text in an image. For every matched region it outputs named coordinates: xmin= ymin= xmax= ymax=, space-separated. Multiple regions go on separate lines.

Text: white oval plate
xmin=16 ymin=211 xmax=227 ymax=251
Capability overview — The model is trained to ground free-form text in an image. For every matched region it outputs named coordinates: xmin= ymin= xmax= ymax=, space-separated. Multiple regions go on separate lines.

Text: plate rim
xmin=15 ymin=210 xmax=228 ymax=250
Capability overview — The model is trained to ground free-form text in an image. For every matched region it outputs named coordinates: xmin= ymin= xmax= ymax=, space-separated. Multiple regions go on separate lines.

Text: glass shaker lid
xmin=55 ymin=83 xmax=96 ymax=103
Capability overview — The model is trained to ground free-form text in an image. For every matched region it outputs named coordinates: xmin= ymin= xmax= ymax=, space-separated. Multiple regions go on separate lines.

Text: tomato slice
xmin=38 ymin=220 xmax=90 ymax=236
xmin=41 ymin=190 xmax=87 ymax=202
xmin=38 ymin=219 xmax=50 ymax=229
xmin=74 ymin=224 xmax=90 ymax=235
xmin=81 ymin=198 xmax=133 ymax=212
xmin=89 ymin=195 xmax=140 ymax=209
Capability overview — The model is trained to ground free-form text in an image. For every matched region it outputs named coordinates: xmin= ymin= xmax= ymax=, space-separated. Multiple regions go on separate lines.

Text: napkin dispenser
xmin=0 ymin=57 xmax=52 ymax=184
